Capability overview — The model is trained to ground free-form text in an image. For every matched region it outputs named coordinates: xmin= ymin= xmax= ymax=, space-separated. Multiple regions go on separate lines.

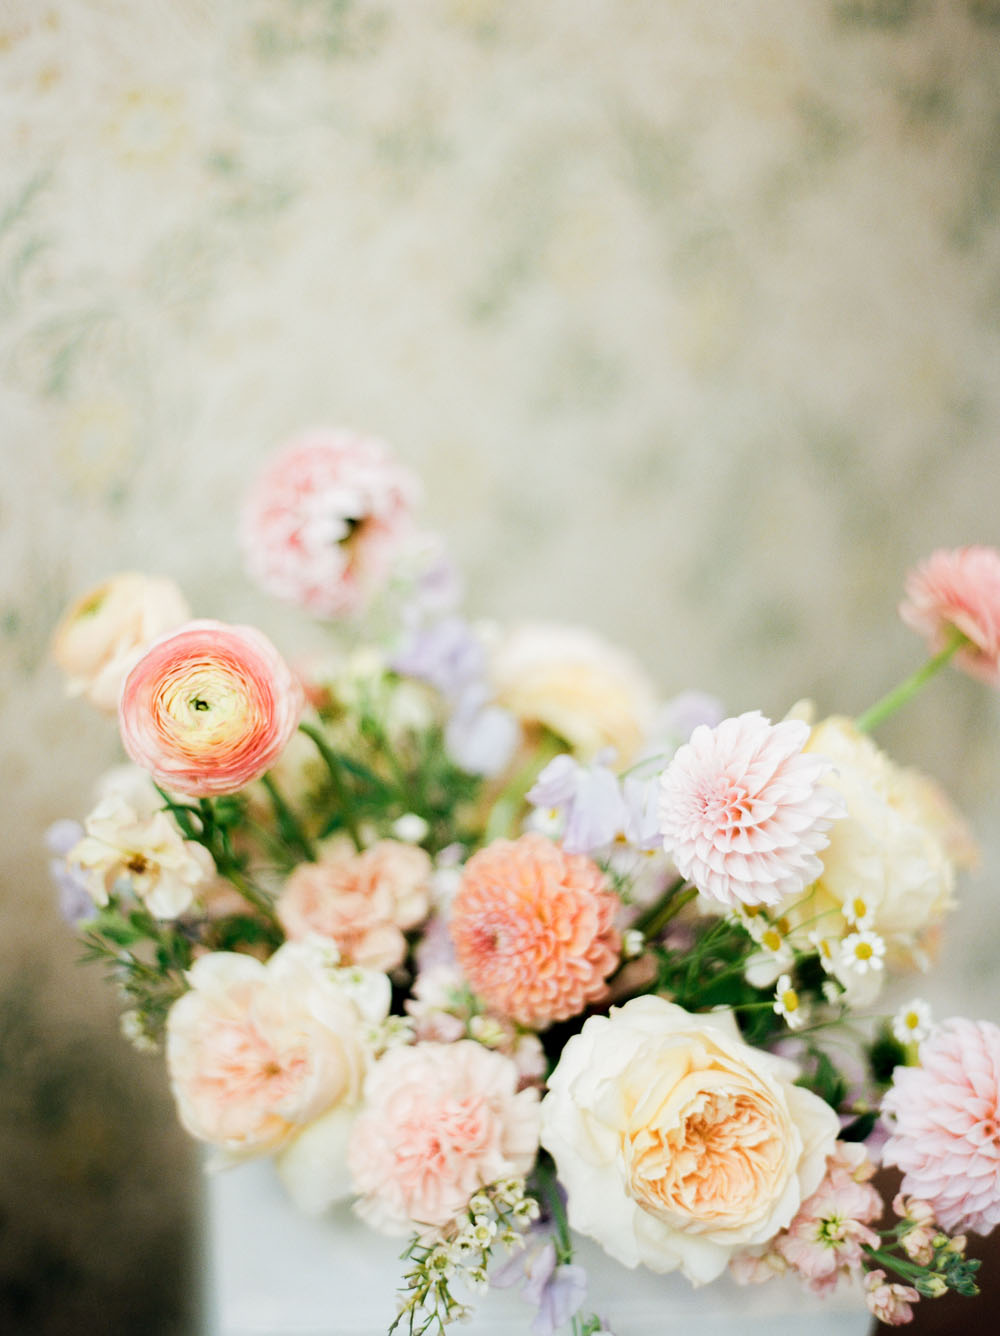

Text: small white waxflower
xmin=842 ymin=894 xmax=874 ymax=929
xmin=622 ymin=928 xmax=645 ymax=959
xmin=468 ymin=1216 xmax=497 ymax=1248
xmin=839 ymin=930 xmax=886 ymax=975
xmin=773 ymin=974 xmax=807 ymax=1029
xmin=392 ymin=812 xmax=430 ymax=844
xmin=468 ymin=1192 xmax=492 ymax=1217
xmin=465 ymin=1266 xmax=490 ymax=1294
xmin=891 ymin=999 xmax=933 ymax=1046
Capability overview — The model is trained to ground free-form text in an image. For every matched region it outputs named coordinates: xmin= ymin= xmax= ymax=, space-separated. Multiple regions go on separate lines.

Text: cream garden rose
xmin=166 ymin=940 xmax=389 ymax=1163
xmin=489 ymin=621 xmax=656 ymax=763
xmin=51 ymin=571 xmax=190 ymax=712
xmin=797 ymin=717 xmax=959 ymax=968
xmin=540 ymin=996 xmax=839 ymax=1284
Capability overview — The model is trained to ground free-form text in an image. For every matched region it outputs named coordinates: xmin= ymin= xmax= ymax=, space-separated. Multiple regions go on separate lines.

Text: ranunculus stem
xmin=260 ymin=772 xmax=315 ymax=862
xmin=854 ymin=628 xmax=967 ymax=734
xmin=223 ymin=866 xmax=280 ymax=926
xmin=298 ymin=722 xmax=364 ymax=851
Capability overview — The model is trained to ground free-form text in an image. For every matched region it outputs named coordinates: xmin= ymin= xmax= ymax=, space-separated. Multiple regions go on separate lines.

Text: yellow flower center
xmin=854 ymin=941 xmax=873 ymax=961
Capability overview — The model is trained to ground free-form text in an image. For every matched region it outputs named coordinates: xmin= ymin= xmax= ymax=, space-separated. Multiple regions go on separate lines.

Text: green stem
xmin=483 ymin=733 xmax=565 ymax=844
xmin=633 ymin=879 xmax=694 ymax=938
xmin=855 ymin=629 xmax=966 ymax=734
xmin=864 ymin=1246 xmax=926 ymax=1283
xmin=298 ymin=722 xmax=364 ymax=851
xmin=223 ymin=866 xmax=279 ymax=926
xmin=260 ymin=772 xmax=315 ymax=863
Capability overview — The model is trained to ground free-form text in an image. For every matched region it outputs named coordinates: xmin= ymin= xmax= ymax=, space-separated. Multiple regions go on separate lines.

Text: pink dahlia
xmin=657 ymin=711 xmax=845 ymax=909
xmin=347 ymin=1040 xmax=540 ymax=1236
xmin=119 ymin=620 xmax=304 ymax=797
xmin=240 ymin=428 xmax=419 ymax=619
xmin=449 ymin=833 xmax=621 ymax=1029
xmin=899 ymin=546 xmax=1000 ymax=686
xmin=881 ymin=1018 xmax=1000 ymax=1236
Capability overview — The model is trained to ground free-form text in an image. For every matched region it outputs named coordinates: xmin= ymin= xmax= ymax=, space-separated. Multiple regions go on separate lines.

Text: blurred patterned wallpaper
xmin=2 ymin=2 xmax=1000 ymax=1332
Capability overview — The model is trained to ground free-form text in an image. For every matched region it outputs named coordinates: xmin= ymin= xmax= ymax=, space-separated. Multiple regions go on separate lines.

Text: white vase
xmin=201 ymin=1159 xmax=872 ymax=1336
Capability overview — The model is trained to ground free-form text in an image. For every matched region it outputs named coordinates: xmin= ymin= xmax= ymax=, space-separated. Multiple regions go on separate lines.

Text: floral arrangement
xmin=48 ymin=430 xmax=1000 ymax=1334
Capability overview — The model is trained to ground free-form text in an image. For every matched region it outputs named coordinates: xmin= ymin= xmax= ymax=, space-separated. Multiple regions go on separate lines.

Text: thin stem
xmin=223 ymin=866 xmax=279 ymax=926
xmin=633 ymin=880 xmax=695 ymax=938
xmin=260 ymin=772 xmax=315 ymax=863
xmin=299 ymin=722 xmax=364 ymax=851
xmin=855 ymin=629 xmax=966 ymax=734
xmin=483 ymin=733 xmax=564 ymax=844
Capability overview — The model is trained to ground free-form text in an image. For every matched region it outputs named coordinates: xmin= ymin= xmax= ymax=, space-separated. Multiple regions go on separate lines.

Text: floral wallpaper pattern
xmin=2 ymin=2 xmax=999 ymax=1332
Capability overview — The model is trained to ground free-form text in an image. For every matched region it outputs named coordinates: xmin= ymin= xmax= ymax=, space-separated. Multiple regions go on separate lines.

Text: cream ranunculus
xmin=166 ymin=940 xmax=389 ymax=1162
xmin=539 ymin=996 xmax=838 ymax=1284
xmin=51 ymin=572 xmax=191 ymax=712
xmin=489 ymin=621 xmax=656 ymax=763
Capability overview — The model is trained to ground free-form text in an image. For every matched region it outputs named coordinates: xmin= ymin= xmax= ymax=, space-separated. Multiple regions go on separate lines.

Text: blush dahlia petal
xmin=119 ymin=620 xmax=304 ymax=797
xmin=900 ymin=545 xmax=1000 ymax=686
xmin=657 ymin=711 xmax=845 ymax=909
xmin=449 ymin=833 xmax=621 ymax=1029
xmin=881 ymin=1018 xmax=1000 ymax=1236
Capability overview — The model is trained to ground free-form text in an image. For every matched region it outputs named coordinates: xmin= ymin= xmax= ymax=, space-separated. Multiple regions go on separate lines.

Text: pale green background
xmin=2 ymin=2 xmax=999 ymax=1332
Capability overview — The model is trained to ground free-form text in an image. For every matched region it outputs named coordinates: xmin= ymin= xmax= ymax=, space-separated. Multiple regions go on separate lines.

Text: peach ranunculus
xmin=240 ymin=428 xmax=419 ymax=619
xmin=119 ymin=620 xmax=304 ymax=797
xmin=449 ymin=832 xmax=621 ymax=1029
xmin=347 ymin=1040 xmax=540 ymax=1236
xmin=539 ymin=996 xmax=839 ymax=1285
xmin=51 ymin=572 xmax=190 ymax=713
xmin=277 ymin=838 xmax=433 ymax=971
xmin=165 ymin=940 xmax=390 ymax=1161
xmin=489 ymin=621 xmax=657 ymax=764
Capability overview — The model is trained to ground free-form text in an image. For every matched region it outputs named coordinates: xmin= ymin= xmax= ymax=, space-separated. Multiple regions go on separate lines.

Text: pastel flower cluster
xmin=50 ymin=433 xmax=1000 ymax=1332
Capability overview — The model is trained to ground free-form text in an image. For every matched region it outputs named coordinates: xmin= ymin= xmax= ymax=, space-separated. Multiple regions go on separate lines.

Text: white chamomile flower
xmin=839 ymin=930 xmax=886 ymax=975
xmin=773 ymin=974 xmax=808 ymax=1029
xmin=842 ymin=894 xmax=874 ymax=929
xmin=822 ymin=979 xmax=842 ymax=1005
xmin=808 ymin=930 xmax=838 ymax=974
xmin=891 ymin=998 xmax=932 ymax=1046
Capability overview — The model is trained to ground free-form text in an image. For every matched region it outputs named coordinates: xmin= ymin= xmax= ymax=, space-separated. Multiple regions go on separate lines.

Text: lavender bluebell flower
xmin=391 ymin=615 xmax=485 ymax=700
xmin=445 ymin=684 xmax=519 ymax=777
xmin=44 ymin=819 xmax=94 ymax=927
xmin=526 ymin=753 xmax=626 ymax=854
xmin=492 ymin=1237 xmax=588 ymax=1336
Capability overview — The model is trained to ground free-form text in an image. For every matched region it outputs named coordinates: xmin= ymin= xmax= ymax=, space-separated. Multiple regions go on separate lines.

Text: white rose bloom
xmin=540 ymin=996 xmax=838 ymax=1285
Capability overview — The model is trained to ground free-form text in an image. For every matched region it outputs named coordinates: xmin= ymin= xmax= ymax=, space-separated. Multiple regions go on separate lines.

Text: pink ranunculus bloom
xmin=119 ymin=620 xmax=304 ymax=797
xmin=240 ymin=429 xmax=420 ymax=619
xmin=658 ymin=710 xmax=846 ymax=909
xmin=347 ymin=1040 xmax=540 ymax=1236
xmin=449 ymin=832 xmax=621 ymax=1029
xmin=277 ymin=839 xmax=433 ymax=972
xmin=899 ymin=546 xmax=1000 ymax=686
xmin=881 ymin=1018 xmax=1000 ymax=1236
